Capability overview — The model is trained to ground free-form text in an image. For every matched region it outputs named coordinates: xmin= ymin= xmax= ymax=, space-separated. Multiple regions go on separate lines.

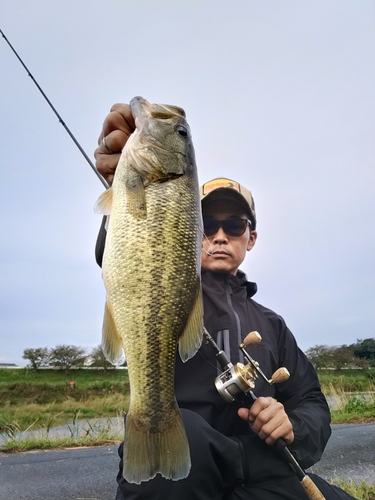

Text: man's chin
xmin=202 ymin=262 xmax=237 ymax=275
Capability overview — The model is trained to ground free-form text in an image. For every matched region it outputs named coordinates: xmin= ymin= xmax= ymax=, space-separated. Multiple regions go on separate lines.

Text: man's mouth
xmin=211 ymin=249 xmax=230 ymax=256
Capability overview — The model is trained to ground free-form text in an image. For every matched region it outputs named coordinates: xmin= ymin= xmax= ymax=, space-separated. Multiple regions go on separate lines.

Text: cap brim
xmin=201 ymin=188 xmax=252 ymax=218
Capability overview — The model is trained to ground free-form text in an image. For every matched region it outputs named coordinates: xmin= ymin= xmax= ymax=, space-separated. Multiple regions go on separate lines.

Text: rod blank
xmin=1 ymin=29 xmax=108 ymax=188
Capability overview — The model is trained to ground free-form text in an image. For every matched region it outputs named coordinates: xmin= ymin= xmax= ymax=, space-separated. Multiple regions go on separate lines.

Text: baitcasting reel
xmin=203 ymin=329 xmax=290 ymax=403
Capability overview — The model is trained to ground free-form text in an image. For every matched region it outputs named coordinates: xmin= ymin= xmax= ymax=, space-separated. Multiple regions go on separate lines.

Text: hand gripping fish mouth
xmin=122 ymin=97 xmax=194 ymax=187
xmin=95 ymin=97 xmax=203 ymax=484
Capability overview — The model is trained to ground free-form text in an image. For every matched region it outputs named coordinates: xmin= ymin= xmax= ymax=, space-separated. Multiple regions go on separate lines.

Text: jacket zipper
xmin=225 ymin=281 xmax=244 ymax=364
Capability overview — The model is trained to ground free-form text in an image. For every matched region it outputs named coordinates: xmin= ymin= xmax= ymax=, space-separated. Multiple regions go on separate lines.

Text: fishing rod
xmin=203 ymin=327 xmax=326 ymax=500
xmin=0 ymin=29 xmax=108 ymax=189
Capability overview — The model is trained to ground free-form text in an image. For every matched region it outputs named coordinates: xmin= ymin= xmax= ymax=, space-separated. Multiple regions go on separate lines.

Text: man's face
xmin=201 ymin=198 xmax=257 ymax=275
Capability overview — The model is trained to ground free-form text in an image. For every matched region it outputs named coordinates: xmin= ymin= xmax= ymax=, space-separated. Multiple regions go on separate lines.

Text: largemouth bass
xmin=94 ymin=97 xmax=203 ymax=484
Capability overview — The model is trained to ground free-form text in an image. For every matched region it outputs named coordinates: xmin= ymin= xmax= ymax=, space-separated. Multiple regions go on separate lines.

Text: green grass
xmin=0 ymin=368 xmax=130 ymax=432
xmin=332 ymin=478 xmax=375 ymax=499
xmin=0 ymin=367 xmax=129 ymax=388
xmin=1 ymin=368 xmax=374 ymax=438
xmin=316 ymin=370 xmax=375 ymax=423
xmin=330 ymin=396 xmax=375 ymax=423
xmin=1 ymin=426 xmax=123 ymax=452
xmin=318 ymin=369 xmax=375 ymax=393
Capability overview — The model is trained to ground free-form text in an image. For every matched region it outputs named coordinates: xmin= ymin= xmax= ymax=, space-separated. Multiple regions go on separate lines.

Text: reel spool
xmin=215 ymin=362 xmax=257 ymax=402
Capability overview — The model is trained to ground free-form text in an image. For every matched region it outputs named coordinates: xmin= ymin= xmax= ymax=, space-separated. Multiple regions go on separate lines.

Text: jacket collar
xmin=201 ymin=268 xmax=257 ymax=298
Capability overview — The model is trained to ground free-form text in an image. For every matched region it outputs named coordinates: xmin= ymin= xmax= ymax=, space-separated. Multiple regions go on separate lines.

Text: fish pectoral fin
xmin=101 ymin=300 xmax=125 ymax=365
xmin=125 ymin=166 xmax=147 ymax=219
xmin=94 ymin=187 xmax=113 ymax=215
xmin=123 ymin=407 xmax=191 ymax=484
xmin=178 ymin=284 xmax=203 ymax=362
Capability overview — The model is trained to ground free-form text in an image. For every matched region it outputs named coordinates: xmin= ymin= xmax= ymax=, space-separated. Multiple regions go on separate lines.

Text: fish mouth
xmin=130 ymin=96 xmax=186 ymax=129
xmin=130 ymin=96 xmax=149 ymax=122
xmin=126 ymin=96 xmax=190 ymax=183
xmin=129 ymin=97 xmax=150 ymax=134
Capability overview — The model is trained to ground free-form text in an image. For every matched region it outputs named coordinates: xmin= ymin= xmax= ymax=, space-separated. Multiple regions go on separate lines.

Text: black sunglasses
xmin=203 ymin=217 xmax=252 ymax=237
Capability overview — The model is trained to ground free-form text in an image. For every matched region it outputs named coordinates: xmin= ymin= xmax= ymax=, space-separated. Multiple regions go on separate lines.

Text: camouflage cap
xmin=200 ymin=177 xmax=257 ymax=229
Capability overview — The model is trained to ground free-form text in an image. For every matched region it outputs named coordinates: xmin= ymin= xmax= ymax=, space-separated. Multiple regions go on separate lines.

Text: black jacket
xmin=175 ymin=269 xmax=331 ymax=469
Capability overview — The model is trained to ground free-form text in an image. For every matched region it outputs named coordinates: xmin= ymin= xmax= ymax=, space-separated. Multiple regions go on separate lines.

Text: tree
xmin=330 ymin=345 xmax=356 ymax=371
xmin=49 ymin=345 xmax=87 ymax=373
xmin=305 ymin=345 xmax=333 ymax=370
xmin=352 ymin=338 xmax=375 ymax=360
xmin=22 ymin=347 xmax=50 ymax=370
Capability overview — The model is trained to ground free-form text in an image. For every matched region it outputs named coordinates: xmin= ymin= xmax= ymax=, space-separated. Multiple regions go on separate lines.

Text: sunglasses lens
xmin=223 ymin=219 xmax=247 ymax=236
xmin=203 ymin=218 xmax=219 ymax=236
xmin=203 ymin=218 xmax=248 ymax=237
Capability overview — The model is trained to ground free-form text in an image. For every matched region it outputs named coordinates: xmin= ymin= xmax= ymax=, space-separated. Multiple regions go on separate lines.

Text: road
xmin=308 ymin=422 xmax=375 ymax=484
xmin=0 ymin=423 xmax=374 ymax=500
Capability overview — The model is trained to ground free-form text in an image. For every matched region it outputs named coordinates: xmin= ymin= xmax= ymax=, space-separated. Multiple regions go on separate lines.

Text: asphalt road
xmin=308 ymin=422 xmax=375 ymax=484
xmin=0 ymin=423 xmax=374 ymax=500
xmin=0 ymin=445 xmax=119 ymax=500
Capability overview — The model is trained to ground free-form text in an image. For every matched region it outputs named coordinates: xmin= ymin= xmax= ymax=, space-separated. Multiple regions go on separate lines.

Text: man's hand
xmin=238 ymin=396 xmax=294 ymax=445
xmin=94 ymin=103 xmax=136 ymax=185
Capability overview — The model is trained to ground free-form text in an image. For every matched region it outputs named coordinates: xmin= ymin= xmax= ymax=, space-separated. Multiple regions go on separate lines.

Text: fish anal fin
xmin=101 ymin=300 xmax=125 ymax=365
xmin=94 ymin=187 xmax=113 ymax=215
xmin=125 ymin=166 xmax=147 ymax=219
xmin=178 ymin=284 xmax=203 ymax=362
xmin=123 ymin=407 xmax=191 ymax=484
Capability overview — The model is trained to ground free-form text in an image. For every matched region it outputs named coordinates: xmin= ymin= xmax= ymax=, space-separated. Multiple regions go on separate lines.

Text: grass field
xmin=0 ymin=368 xmax=130 ymax=432
xmin=1 ymin=368 xmax=374 ymax=434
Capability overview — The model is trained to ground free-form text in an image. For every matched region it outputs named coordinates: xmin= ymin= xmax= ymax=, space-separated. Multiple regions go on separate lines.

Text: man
xmin=94 ymin=104 xmax=357 ymax=500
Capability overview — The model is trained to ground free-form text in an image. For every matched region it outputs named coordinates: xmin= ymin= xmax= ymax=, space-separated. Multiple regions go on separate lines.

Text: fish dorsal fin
xmin=94 ymin=187 xmax=113 ymax=215
xmin=178 ymin=283 xmax=203 ymax=362
xmin=125 ymin=165 xmax=147 ymax=219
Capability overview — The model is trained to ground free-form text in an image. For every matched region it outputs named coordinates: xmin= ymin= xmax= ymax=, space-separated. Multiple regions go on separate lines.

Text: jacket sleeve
xmin=274 ymin=320 xmax=331 ymax=469
xmin=95 ymin=216 xmax=107 ymax=268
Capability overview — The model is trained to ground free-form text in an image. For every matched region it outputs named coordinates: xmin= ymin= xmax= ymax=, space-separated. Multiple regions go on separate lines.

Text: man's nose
xmin=212 ymin=227 xmax=228 ymax=243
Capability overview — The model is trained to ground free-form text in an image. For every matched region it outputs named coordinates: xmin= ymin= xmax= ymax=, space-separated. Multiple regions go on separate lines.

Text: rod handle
xmin=301 ymin=476 xmax=326 ymax=500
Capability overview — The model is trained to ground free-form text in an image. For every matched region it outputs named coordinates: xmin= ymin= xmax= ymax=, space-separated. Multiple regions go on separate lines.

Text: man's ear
xmin=247 ymin=231 xmax=257 ymax=251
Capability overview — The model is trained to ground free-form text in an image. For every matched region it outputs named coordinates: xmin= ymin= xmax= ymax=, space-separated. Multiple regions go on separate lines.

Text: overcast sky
xmin=1 ymin=1 xmax=374 ymax=366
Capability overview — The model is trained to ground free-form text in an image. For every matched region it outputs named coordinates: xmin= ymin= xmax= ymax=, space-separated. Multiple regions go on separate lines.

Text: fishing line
xmin=199 ymin=227 xmax=215 ymax=256
xmin=0 ymin=29 xmax=108 ymax=189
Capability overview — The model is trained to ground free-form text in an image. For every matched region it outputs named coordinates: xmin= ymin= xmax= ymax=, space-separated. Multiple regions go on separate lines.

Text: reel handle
xmin=241 ymin=330 xmax=262 ymax=347
xmin=270 ymin=367 xmax=290 ymax=385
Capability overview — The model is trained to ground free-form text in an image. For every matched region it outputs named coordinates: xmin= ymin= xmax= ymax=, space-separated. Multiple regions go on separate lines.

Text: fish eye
xmin=176 ymin=125 xmax=188 ymax=137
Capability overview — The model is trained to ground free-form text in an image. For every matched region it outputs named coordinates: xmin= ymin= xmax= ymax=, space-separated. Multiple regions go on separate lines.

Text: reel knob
xmin=270 ymin=367 xmax=290 ymax=385
xmin=241 ymin=331 xmax=261 ymax=348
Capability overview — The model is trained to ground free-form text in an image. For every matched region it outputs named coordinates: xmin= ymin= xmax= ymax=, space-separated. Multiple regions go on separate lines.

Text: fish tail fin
xmin=178 ymin=284 xmax=203 ymax=362
xmin=122 ymin=408 xmax=191 ymax=484
xmin=101 ymin=300 xmax=125 ymax=365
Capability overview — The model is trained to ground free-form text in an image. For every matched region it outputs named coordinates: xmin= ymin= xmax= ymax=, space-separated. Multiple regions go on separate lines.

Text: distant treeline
xmin=22 ymin=344 xmax=122 ymax=373
xmin=305 ymin=338 xmax=375 ymax=370
xmin=21 ymin=337 xmax=375 ymax=373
